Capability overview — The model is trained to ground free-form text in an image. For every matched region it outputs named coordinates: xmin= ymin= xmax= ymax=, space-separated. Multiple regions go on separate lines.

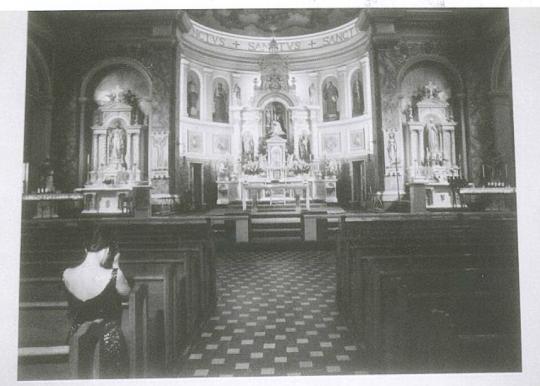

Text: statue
xmin=242 ymin=131 xmax=255 ymax=161
xmin=271 ymin=120 xmax=286 ymax=137
xmin=299 ymin=133 xmax=311 ymax=162
xmin=425 ymin=118 xmax=442 ymax=161
xmin=308 ymin=82 xmax=315 ymax=104
xmin=213 ymin=82 xmax=229 ymax=123
xmin=352 ymin=75 xmax=364 ymax=116
xmin=323 ymin=80 xmax=339 ymax=121
xmin=187 ymin=80 xmax=199 ymax=118
xmin=39 ymin=157 xmax=55 ymax=193
xmin=387 ymin=131 xmax=397 ymax=165
xmin=233 ymin=83 xmax=241 ymax=105
xmin=108 ymin=120 xmax=127 ymax=168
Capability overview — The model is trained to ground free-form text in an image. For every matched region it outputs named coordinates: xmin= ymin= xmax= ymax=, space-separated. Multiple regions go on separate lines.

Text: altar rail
xmin=336 ymin=214 xmax=521 ymax=372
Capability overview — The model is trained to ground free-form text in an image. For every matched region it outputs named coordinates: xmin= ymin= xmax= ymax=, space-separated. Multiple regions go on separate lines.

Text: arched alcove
xmin=187 ymin=70 xmax=201 ymax=119
xmin=212 ymin=78 xmax=229 ymax=123
xmin=321 ymin=76 xmax=340 ymax=122
xmin=24 ymin=40 xmax=53 ymax=192
xmin=79 ymin=58 xmax=153 ymax=185
xmin=350 ymin=68 xmax=365 ymax=117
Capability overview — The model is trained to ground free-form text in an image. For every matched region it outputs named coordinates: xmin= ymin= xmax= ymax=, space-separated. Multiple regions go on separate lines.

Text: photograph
xmin=7 ymin=5 xmax=535 ymax=384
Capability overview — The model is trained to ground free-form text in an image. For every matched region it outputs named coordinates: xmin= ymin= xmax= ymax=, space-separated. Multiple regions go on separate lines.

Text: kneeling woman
xmin=63 ymin=227 xmax=131 ymax=378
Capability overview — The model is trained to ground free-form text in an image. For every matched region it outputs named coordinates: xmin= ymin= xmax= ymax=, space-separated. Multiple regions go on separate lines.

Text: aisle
xmin=178 ymin=249 xmax=368 ymax=377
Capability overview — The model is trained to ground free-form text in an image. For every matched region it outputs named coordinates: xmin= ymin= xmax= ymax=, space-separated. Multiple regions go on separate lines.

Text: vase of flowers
xmin=242 ymin=160 xmax=263 ymax=176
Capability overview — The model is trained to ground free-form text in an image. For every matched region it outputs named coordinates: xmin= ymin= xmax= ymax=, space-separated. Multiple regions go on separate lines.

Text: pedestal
xmin=409 ymin=182 xmax=427 ymax=213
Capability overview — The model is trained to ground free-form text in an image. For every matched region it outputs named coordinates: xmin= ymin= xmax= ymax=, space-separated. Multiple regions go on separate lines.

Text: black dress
xmin=65 ymin=268 xmax=129 ymax=378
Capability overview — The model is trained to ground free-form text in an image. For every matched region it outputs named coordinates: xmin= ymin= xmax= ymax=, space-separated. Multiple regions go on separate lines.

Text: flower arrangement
xmin=319 ymin=158 xmax=339 ymax=177
xmin=291 ymin=160 xmax=311 ymax=175
xmin=242 ymin=160 xmax=264 ymax=175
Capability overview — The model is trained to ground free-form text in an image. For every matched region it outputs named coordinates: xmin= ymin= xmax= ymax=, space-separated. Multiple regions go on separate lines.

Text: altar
xmin=78 ymin=89 xmax=151 ymax=215
xmin=242 ymin=180 xmax=310 ymax=212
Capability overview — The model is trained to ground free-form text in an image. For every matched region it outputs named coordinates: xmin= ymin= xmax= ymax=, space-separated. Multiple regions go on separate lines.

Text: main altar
xmin=214 ymin=38 xmax=337 ymax=212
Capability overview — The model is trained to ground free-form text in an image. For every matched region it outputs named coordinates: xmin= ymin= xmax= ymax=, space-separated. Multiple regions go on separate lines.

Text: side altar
xmin=76 ymin=93 xmax=151 ymax=215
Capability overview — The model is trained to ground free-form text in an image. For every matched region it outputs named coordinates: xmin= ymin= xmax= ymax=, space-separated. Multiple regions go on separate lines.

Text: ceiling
xmin=186 ymin=9 xmax=360 ymax=37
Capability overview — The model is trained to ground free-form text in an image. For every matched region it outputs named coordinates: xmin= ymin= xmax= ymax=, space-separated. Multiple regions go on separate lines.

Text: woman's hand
xmin=112 ymin=252 xmax=121 ymax=269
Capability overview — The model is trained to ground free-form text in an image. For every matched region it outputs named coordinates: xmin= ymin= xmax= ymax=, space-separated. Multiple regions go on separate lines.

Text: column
xmin=456 ymin=94 xmax=468 ymax=178
xmin=133 ymin=133 xmax=140 ymax=177
xmin=125 ymin=132 xmax=132 ymax=169
xmin=203 ymin=68 xmax=213 ymax=121
xmin=361 ymin=57 xmax=372 ymax=119
xmin=179 ymin=59 xmax=189 ymax=118
xmin=337 ymin=67 xmax=348 ymax=119
xmin=92 ymin=133 xmax=98 ymax=171
xmin=78 ymin=97 xmax=88 ymax=187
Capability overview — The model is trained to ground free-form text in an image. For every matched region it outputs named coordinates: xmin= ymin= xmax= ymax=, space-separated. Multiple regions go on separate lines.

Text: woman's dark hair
xmin=85 ymin=225 xmax=119 ymax=268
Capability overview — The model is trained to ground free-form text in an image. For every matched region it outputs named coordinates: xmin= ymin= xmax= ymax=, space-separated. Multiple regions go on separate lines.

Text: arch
xmin=397 ymin=54 xmax=464 ymax=94
xmin=490 ymin=36 xmax=511 ymax=93
xmin=80 ymin=57 xmax=153 ymax=99
xmin=27 ymin=39 xmax=53 ymax=98
xmin=256 ymin=92 xmax=295 ymax=108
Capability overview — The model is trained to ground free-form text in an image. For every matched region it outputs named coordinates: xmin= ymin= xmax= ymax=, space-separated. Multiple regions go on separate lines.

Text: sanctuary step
xmin=249 ymin=212 xmax=303 ymax=243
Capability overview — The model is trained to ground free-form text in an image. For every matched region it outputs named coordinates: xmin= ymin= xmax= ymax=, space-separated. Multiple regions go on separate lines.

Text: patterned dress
xmin=65 ymin=268 xmax=129 ymax=378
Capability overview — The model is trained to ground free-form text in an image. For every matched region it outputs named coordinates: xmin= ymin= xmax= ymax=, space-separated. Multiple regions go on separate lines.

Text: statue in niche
xmin=323 ymin=80 xmax=339 ymax=121
xmin=308 ymin=82 xmax=315 ymax=104
xmin=352 ymin=74 xmax=365 ymax=117
xmin=233 ymin=83 xmax=241 ymax=105
xmin=387 ymin=131 xmax=397 ymax=165
xmin=271 ymin=120 xmax=286 ymax=137
xmin=108 ymin=120 xmax=127 ymax=168
xmin=242 ymin=131 xmax=255 ymax=162
xmin=213 ymin=82 xmax=229 ymax=123
xmin=425 ymin=118 xmax=443 ymax=163
xmin=299 ymin=133 xmax=311 ymax=162
xmin=187 ymin=80 xmax=199 ymax=119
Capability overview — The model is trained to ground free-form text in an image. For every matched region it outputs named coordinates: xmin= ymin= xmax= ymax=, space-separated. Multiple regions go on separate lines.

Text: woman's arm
xmin=112 ymin=253 xmax=131 ymax=296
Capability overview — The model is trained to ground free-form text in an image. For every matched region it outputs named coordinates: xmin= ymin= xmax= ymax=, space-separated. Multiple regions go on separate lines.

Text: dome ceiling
xmin=186 ymin=9 xmax=360 ymax=37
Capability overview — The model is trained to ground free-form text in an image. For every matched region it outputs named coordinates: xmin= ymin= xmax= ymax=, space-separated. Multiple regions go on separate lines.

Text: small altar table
xmin=242 ymin=180 xmax=310 ymax=212
xmin=459 ymin=186 xmax=516 ymax=211
xmin=22 ymin=193 xmax=83 ymax=218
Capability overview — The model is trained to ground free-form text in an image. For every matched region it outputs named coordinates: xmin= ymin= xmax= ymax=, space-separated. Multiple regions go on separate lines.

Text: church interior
xmin=17 ymin=8 xmax=521 ymax=380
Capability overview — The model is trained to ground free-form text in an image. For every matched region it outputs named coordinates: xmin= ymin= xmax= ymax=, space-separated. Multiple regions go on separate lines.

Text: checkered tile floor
xmin=178 ymin=249 xmax=368 ymax=377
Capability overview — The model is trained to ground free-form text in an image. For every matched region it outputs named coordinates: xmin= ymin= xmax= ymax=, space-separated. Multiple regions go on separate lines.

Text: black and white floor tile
xmin=178 ymin=249 xmax=368 ymax=377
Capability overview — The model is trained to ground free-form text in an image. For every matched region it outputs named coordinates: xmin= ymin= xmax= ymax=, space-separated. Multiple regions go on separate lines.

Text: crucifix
xmin=425 ymin=81 xmax=438 ymax=99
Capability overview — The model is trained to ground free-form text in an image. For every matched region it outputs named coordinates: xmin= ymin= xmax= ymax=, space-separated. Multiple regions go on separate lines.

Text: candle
xmin=482 ymin=165 xmax=485 ymax=179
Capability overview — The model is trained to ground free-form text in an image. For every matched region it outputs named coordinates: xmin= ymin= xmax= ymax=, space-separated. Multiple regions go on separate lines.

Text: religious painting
xmin=187 ymin=71 xmax=200 ymax=119
xmin=321 ymin=133 xmax=341 ymax=154
xmin=212 ymin=79 xmax=229 ymax=123
xmin=351 ymin=69 xmax=365 ymax=117
xmin=350 ymin=129 xmax=365 ymax=152
xmin=187 ymin=130 xmax=204 ymax=154
xmin=322 ymin=77 xmax=339 ymax=121
xmin=212 ymin=134 xmax=231 ymax=155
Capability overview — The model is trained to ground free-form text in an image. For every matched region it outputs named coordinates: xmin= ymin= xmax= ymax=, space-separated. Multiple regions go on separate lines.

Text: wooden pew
xmin=18 ymin=283 xmax=149 ymax=379
xmin=374 ymin=265 xmax=521 ymax=372
xmin=336 ymin=215 xmax=520 ymax=372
